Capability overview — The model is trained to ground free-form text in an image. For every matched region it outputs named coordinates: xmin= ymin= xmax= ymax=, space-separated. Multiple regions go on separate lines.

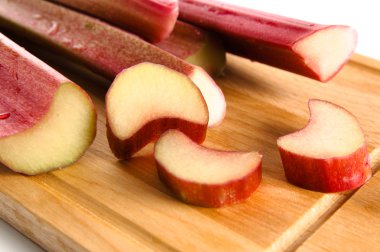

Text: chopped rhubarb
xmin=178 ymin=0 xmax=357 ymax=82
xmin=155 ymin=130 xmax=262 ymax=207
xmin=0 ymin=0 xmax=226 ymax=127
xmin=49 ymin=0 xmax=179 ymax=43
xmin=277 ymin=100 xmax=371 ymax=192
xmin=156 ymin=21 xmax=226 ymax=76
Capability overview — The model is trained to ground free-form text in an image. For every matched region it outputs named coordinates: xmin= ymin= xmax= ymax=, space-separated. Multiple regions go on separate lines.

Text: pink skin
xmin=0 ymin=33 xmax=67 ymax=138
xmin=178 ymin=0 xmax=357 ymax=81
xmin=278 ymin=145 xmax=371 ymax=193
xmin=156 ymin=154 xmax=262 ymax=208
xmin=49 ymin=0 xmax=179 ymax=42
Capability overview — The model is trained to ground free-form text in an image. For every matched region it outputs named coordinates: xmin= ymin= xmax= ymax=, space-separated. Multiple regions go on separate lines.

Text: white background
xmin=1 ymin=1 xmax=379 ymax=251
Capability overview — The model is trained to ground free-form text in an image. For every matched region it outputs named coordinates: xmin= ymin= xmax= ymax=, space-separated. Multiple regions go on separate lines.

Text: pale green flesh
xmin=0 ymin=83 xmax=96 ymax=175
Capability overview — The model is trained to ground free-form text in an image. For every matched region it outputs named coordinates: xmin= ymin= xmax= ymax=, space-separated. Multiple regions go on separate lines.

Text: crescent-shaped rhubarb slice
xmin=106 ymin=63 xmax=209 ymax=160
xmin=154 ymin=130 xmax=262 ymax=208
xmin=277 ymin=99 xmax=371 ymax=192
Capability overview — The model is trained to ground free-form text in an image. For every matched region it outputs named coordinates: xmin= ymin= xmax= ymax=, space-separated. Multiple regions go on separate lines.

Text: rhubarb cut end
xmin=185 ymin=35 xmax=226 ymax=76
xmin=277 ymin=99 xmax=365 ymax=159
xmin=188 ymin=67 xmax=226 ymax=127
xmin=0 ymin=83 xmax=97 ymax=175
xmin=293 ymin=26 xmax=357 ymax=82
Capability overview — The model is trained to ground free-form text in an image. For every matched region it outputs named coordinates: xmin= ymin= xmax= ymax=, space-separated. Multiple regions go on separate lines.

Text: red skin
xmin=278 ymin=144 xmax=371 ymax=193
xmin=0 ymin=112 xmax=10 ymax=120
xmin=49 ymin=0 xmax=179 ymax=43
xmin=178 ymin=0 xmax=357 ymax=81
xmin=107 ymin=118 xmax=207 ymax=160
xmin=0 ymin=33 xmax=66 ymax=138
xmin=156 ymin=159 xmax=262 ymax=208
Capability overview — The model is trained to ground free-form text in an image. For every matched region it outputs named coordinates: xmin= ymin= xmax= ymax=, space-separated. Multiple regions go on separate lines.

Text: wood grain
xmin=0 ymin=51 xmax=379 ymax=252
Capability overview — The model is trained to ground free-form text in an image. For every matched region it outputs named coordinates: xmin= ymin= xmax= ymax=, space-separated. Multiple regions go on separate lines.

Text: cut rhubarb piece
xmin=0 ymin=33 xmax=96 ymax=175
xmin=179 ymin=0 xmax=357 ymax=82
xmin=106 ymin=63 xmax=208 ymax=159
xmin=156 ymin=21 xmax=226 ymax=76
xmin=154 ymin=130 xmax=262 ymax=207
xmin=49 ymin=0 xmax=179 ymax=43
xmin=277 ymin=99 xmax=371 ymax=192
xmin=0 ymin=0 xmax=225 ymax=127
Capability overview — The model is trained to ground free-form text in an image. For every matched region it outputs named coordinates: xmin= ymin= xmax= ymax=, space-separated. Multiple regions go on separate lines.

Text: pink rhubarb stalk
xmin=49 ymin=0 xmax=179 ymax=43
xmin=155 ymin=21 xmax=226 ymax=76
xmin=0 ymin=0 xmax=226 ymax=127
xmin=179 ymin=0 xmax=357 ymax=82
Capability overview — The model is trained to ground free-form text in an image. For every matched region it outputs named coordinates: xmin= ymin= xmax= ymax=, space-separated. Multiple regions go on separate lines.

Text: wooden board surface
xmin=0 ymin=51 xmax=380 ymax=252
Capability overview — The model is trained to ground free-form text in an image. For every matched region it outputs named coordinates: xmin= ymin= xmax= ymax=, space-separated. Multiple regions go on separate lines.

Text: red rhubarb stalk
xmin=155 ymin=21 xmax=226 ymax=76
xmin=49 ymin=0 xmax=179 ymax=43
xmin=178 ymin=0 xmax=357 ymax=82
xmin=0 ymin=0 xmax=226 ymax=127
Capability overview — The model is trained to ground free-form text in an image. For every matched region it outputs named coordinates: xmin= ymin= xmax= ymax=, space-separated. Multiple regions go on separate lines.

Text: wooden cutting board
xmin=0 ymin=52 xmax=379 ymax=252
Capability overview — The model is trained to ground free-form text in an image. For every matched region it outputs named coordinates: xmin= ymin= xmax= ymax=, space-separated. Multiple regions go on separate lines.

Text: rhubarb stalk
xmin=156 ymin=21 xmax=226 ymax=76
xmin=49 ymin=0 xmax=179 ymax=43
xmin=179 ymin=0 xmax=357 ymax=82
xmin=0 ymin=0 xmax=226 ymax=127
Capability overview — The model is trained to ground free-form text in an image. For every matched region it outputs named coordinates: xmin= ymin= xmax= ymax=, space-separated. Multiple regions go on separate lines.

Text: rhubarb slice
xmin=106 ymin=63 xmax=208 ymax=159
xmin=0 ymin=0 xmax=226 ymax=127
xmin=154 ymin=130 xmax=262 ymax=207
xmin=277 ymin=100 xmax=371 ymax=192
xmin=156 ymin=21 xmax=226 ymax=76
xmin=49 ymin=0 xmax=179 ymax=43
xmin=0 ymin=33 xmax=96 ymax=175
xmin=179 ymin=0 xmax=357 ymax=82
